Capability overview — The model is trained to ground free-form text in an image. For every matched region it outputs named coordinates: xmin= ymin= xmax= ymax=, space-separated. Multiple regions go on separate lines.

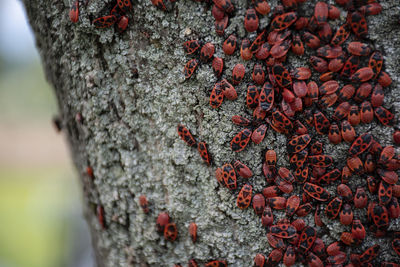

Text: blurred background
xmin=0 ymin=1 xmax=93 ymax=266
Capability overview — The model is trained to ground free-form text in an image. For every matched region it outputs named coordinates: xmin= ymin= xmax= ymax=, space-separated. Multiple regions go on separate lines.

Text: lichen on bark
xmin=23 ymin=0 xmax=400 ymax=266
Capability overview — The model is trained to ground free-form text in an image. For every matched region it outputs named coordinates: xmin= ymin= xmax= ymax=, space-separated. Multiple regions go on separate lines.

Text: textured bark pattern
xmin=23 ymin=0 xmax=400 ymax=266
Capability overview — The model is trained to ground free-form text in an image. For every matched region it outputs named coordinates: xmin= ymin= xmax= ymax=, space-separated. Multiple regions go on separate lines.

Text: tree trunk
xmin=23 ymin=0 xmax=400 ymax=266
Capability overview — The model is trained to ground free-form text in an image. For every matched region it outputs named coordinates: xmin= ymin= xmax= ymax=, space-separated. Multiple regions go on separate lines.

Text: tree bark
xmin=23 ymin=0 xmax=400 ymax=266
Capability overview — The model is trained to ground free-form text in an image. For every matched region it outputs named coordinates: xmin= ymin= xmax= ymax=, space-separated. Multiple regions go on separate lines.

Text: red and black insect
xmin=348 ymin=11 xmax=368 ymax=38
xmin=221 ymin=163 xmax=237 ymax=190
xmin=331 ymin=24 xmax=350 ymax=46
xmin=164 ymin=223 xmax=178 ymax=241
xmin=93 ymin=15 xmax=118 ymax=28
xmin=341 ymin=56 xmax=360 ymax=77
xmin=348 ymin=41 xmax=371 ymax=56
xmin=156 ymin=212 xmax=170 ymax=232
xmin=326 ymin=197 xmax=343 ymax=219
xmin=188 ymin=259 xmax=198 ymax=267
xmin=97 ymin=204 xmax=106 ymax=229
xmin=287 ymin=134 xmax=311 ymax=154
xmin=215 ymin=15 xmax=228 ymax=36
xmin=252 ymin=194 xmax=265 ymax=215
xmin=308 ymin=155 xmax=333 ymax=168
xmin=261 ymin=205 xmax=274 ymax=226
xmin=221 ymin=79 xmax=237 ymax=101
xmin=349 ymin=133 xmax=373 ymax=156
xmin=205 ymin=260 xmax=227 ymax=267
xmin=272 ymin=64 xmax=292 ymax=88
xmin=352 ymin=219 xmax=366 ymax=240
xmin=310 ymin=56 xmax=328 ymax=73
xmin=285 ymin=195 xmax=300 ymax=217
xmin=200 ymin=43 xmax=215 ymax=62
xmin=269 ymin=223 xmax=297 ymax=239
xmin=213 ymin=0 xmax=234 ymax=13
xmin=244 ymin=8 xmax=259 ymax=32
xmin=290 ymin=150 xmax=308 ymax=169
xmin=374 ymin=106 xmax=394 ymax=126
xmin=278 ymin=167 xmax=295 ymax=184
xmin=252 ymin=64 xmax=265 ymax=85
xmin=303 ymin=182 xmax=330 ymax=201
xmin=254 ymin=254 xmax=265 ymax=267
xmin=231 ymin=128 xmax=252 ymax=152
xmin=314 ymin=1 xmax=328 ymax=25
xmin=240 ymin=39 xmax=252 ymax=61
xmin=272 ymin=110 xmax=293 ymax=132
xmin=259 ymin=82 xmax=274 ymax=111
xmin=237 ymin=184 xmax=252 ymax=209
xmin=139 ymin=195 xmax=149 ymax=213
xmin=314 ymin=110 xmax=330 ymax=135
xmin=189 ymin=222 xmax=197 ymax=243
xmin=223 ymin=35 xmax=237 ymax=55
xmin=251 ymin=124 xmax=268 ymax=144
xmin=298 ymin=226 xmax=317 ymax=253
xmin=303 ymin=32 xmax=321 ymax=50
xmin=233 ymin=160 xmax=252 ymax=178
xmin=232 ymin=64 xmax=245 ymax=85
xmin=184 ymin=59 xmax=199 ymax=79
xmin=177 ymin=124 xmax=196 ymax=147
xmin=212 ymin=57 xmax=223 ymax=77
xmin=197 ymin=141 xmax=211 ymax=165
xmin=341 ymin=120 xmax=356 ymax=142
xmin=270 ymin=12 xmax=297 ymax=31
xmin=210 ymin=82 xmax=224 ymax=109
xmin=246 ymin=85 xmax=260 ymax=109
xmin=183 ymin=40 xmax=201 ymax=55
xmin=69 ymin=0 xmax=79 ymax=23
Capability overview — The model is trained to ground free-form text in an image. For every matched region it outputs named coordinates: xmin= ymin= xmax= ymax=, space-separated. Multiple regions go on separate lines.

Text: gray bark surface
xmin=23 ymin=0 xmax=400 ymax=266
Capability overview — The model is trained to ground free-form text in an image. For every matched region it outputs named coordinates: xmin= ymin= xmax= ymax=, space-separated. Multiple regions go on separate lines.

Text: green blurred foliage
xmin=0 ymin=60 xmax=57 ymax=122
xmin=0 ymin=167 xmax=78 ymax=267
xmin=0 ymin=60 xmax=89 ymax=267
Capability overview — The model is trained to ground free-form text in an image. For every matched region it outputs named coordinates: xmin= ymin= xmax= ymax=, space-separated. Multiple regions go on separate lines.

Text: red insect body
xmin=261 ymin=205 xmax=274 ymax=226
xmin=221 ymin=163 xmax=237 ymax=190
xmin=184 ymin=59 xmax=199 ymax=79
xmin=189 ymin=222 xmax=197 ymax=243
xmin=97 ymin=205 xmax=106 ymax=229
xmin=303 ymin=182 xmax=330 ymax=201
xmin=252 ymin=194 xmax=265 ymax=215
xmin=215 ymin=15 xmax=228 ymax=36
xmin=240 ymin=39 xmax=252 ymax=61
xmin=298 ymin=226 xmax=317 ymax=253
xmin=331 ymin=24 xmax=351 ymax=46
xmin=93 ymin=15 xmax=117 ymax=28
xmin=232 ymin=64 xmax=245 ymax=85
xmin=271 ymin=12 xmax=297 ymax=31
xmin=156 ymin=212 xmax=170 ymax=232
xmin=326 ymin=197 xmax=343 ymax=219
xmin=352 ymin=219 xmax=366 ymax=240
xmin=237 ymin=184 xmax=252 ymax=209
xmin=374 ymin=106 xmax=394 ymax=126
xmin=349 ymin=11 xmax=368 ymax=38
xmin=270 ymin=224 xmax=297 ymax=239
xmin=164 ymin=223 xmax=177 ymax=241
xmin=197 ymin=141 xmax=211 ymax=165
xmin=244 ymin=8 xmax=259 ymax=32
xmin=139 ymin=195 xmax=149 ymax=213
xmin=212 ymin=57 xmax=223 ymax=77
xmin=177 ymin=124 xmax=196 ymax=147
xmin=69 ymin=0 xmax=79 ymax=23
xmin=223 ymin=35 xmax=237 ymax=55
xmin=210 ymin=82 xmax=224 ymax=108
xmin=233 ymin=160 xmax=252 ymax=178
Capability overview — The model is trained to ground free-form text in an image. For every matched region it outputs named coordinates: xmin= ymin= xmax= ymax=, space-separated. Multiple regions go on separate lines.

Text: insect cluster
xmin=178 ymin=0 xmax=400 ymax=265
xmin=69 ymin=0 xmax=132 ymax=32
